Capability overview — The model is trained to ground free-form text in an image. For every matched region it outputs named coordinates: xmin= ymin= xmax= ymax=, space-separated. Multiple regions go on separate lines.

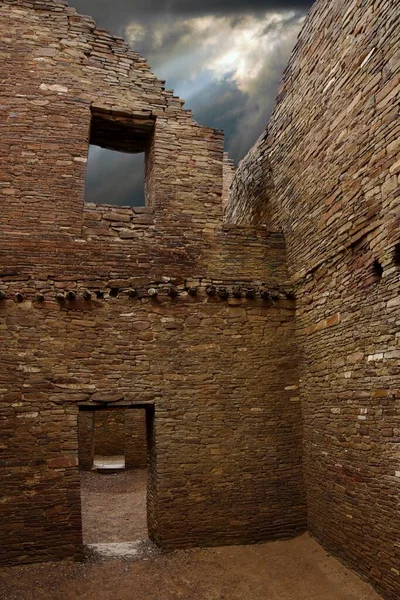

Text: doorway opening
xmin=78 ymin=405 xmax=154 ymax=557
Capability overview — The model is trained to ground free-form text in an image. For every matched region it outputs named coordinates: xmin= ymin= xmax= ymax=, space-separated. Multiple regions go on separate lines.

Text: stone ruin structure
xmin=0 ymin=0 xmax=398 ymax=599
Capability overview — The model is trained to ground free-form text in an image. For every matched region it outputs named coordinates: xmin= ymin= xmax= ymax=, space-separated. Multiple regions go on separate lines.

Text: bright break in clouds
xmin=69 ymin=0 xmax=312 ymax=206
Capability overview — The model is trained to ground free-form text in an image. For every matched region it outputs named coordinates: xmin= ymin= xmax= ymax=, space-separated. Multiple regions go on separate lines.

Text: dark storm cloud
xmin=69 ymin=0 xmax=311 ymax=34
xmin=168 ymin=0 xmax=312 ymax=12
xmin=186 ymin=76 xmax=248 ymax=156
xmin=70 ymin=0 xmax=313 ymax=206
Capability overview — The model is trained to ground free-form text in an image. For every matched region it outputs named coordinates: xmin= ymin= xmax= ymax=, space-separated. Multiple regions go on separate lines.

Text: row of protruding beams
xmin=0 ymin=286 xmax=295 ymax=303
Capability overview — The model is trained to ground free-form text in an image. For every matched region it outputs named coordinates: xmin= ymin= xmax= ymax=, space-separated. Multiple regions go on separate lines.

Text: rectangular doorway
xmin=77 ymin=405 xmax=153 ymax=556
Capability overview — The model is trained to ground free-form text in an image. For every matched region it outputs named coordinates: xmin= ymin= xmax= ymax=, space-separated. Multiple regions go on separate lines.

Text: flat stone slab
xmin=91 ymin=393 xmax=124 ymax=403
xmin=86 ymin=539 xmax=161 ymax=561
xmin=93 ymin=455 xmax=125 ymax=471
xmin=87 ymin=542 xmax=141 ymax=558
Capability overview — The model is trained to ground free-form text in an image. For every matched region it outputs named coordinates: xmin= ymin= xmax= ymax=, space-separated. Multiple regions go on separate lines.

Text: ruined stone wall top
xmin=0 ymin=0 xmax=224 ymax=240
xmin=0 ymin=0 xmax=290 ymax=293
xmin=227 ymin=0 xmax=399 ymax=281
xmin=224 ymin=130 xmax=276 ymax=228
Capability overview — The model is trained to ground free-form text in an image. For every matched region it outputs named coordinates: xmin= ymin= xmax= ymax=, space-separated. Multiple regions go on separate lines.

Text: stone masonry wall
xmin=0 ymin=0 xmax=306 ymax=565
xmin=78 ymin=410 xmax=94 ymax=470
xmin=125 ymin=409 xmax=147 ymax=470
xmin=0 ymin=0 xmax=224 ymax=240
xmin=93 ymin=410 xmax=125 ymax=457
xmin=222 ymin=152 xmax=235 ymax=212
xmin=0 ymin=279 xmax=306 ymax=563
xmin=226 ymin=0 xmax=400 ymax=598
xmin=224 ymin=131 xmax=275 ymax=227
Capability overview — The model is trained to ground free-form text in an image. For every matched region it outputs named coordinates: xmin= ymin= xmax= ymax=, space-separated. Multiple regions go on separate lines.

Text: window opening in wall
xmin=394 ymin=243 xmax=400 ymax=266
xmin=85 ymin=147 xmax=146 ymax=207
xmin=372 ymin=259 xmax=383 ymax=282
xmin=78 ymin=406 xmax=151 ymax=557
xmin=84 ymin=110 xmax=155 ymax=208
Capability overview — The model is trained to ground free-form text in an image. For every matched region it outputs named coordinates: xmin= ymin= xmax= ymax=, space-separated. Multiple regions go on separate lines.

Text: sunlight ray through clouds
xmin=68 ymin=0 xmax=310 ymax=203
xmin=125 ymin=12 xmax=304 ymax=158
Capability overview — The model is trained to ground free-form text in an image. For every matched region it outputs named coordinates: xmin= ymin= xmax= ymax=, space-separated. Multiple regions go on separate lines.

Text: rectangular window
xmin=84 ymin=109 xmax=155 ymax=208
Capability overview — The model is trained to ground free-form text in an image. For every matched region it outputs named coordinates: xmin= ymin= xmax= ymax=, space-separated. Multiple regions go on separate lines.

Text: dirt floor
xmin=0 ymin=470 xmax=382 ymax=599
xmin=81 ymin=468 xmax=148 ymax=544
xmin=0 ymin=534 xmax=382 ymax=600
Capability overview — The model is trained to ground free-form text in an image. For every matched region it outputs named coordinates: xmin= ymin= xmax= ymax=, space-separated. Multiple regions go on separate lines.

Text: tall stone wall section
xmin=222 ymin=152 xmax=235 ymax=212
xmin=0 ymin=0 xmax=306 ymax=565
xmin=78 ymin=410 xmax=95 ymax=470
xmin=226 ymin=0 xmax=400 ymax=598
xmin=224 ymin=131 xmax=275 ymax=227
xmin=125 ymin=409 xmax=148 ymax=470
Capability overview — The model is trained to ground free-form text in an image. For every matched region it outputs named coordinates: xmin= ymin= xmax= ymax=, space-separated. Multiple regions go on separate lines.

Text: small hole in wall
xmin=394 ymin=244 xmax=400 ymax=266
xmin=372 ymin=259 xmax=383 ymax=282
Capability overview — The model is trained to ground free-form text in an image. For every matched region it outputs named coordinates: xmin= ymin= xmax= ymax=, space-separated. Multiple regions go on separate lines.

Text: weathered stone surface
xmin=78 ymin=411 xmax=94 ymax=471
xmin=226 ymin=1 xmax=400 ymax=599
xmin=4 ymin=2 xmax=397 ymax=598
xmin=0 ymin=0 xmax=304 ymax=569
xmin=91 ymin=393 xmax=124 ymax=404
xmin=92 ymin=409 xmax=126 ymax=457
xmin=125 ymin=409 xmax=148 ymax=469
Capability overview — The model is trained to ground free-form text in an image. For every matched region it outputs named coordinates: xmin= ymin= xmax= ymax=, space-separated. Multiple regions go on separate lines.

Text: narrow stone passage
xmin=80 ymin=469 xmax=148 ymax=545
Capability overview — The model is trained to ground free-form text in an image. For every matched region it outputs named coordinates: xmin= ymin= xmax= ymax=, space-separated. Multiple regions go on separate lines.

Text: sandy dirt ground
xmin=0 ymin=534 xmax=382 ymax=600
xmin=81 ymin=468 xmax=148 ymax=544
xmin=0 ymin=470 xmax=382 ymax=600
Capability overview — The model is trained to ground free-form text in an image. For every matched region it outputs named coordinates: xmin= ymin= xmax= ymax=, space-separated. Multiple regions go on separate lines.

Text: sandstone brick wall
xmin=78 ymin=410 xmax=94 ymax=470
xmin=224 ymin=131 xmax=275 ymax=227
xmin=94 ymin=409 xmax=125 ymax=457
xmin=226 ymin=0 xmax=400 ymax=598
xmin=0 ymin=286 xmax=306 ymax=563
xmin=222 ymin=152 xmax=235 ymax=212
xmin=0 ymin=0 xmax=306 ymax=565
xmin=125 ymin=409 xmax=147 ymax=470
xmin=0 ymin=0 xmax=224 ymax=239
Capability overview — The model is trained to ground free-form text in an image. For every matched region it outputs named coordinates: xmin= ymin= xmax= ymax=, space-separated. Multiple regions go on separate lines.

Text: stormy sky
xmin=69 ymin=0 xmax=313 ymax=206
